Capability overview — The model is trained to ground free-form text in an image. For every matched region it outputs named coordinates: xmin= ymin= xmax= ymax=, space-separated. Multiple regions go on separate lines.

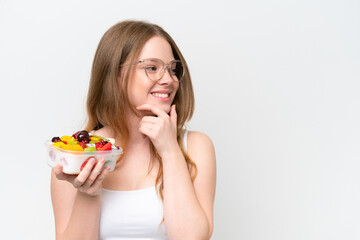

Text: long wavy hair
xmin=85 ymin=20 xmax=197 ymax=204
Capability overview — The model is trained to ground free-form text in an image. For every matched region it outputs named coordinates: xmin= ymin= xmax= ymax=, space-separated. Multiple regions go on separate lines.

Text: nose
xmin=157 ymin=67 xmax=173 ymax=85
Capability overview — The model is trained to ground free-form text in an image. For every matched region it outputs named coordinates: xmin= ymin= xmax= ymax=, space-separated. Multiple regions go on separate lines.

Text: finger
xmin=91 ymin=165 xmax=111 ymax=189
xmin=54 ymin=164 xmax=74 ymax=182
xmin=54 ymin=164 xmax=64 ymax=177
xmin=73 ymin=158 xmax=96 ymax=188
xmin=140 ymin=116 xmax=159 ymax=124
xmin=138 ymin=123 xmax=155 ymax=138
xmin=136 ymin=104 xmax=168 ymax=118
xmin=170 ymin=104 xmax=177 ymax=126
xmin=83 ymin=158 xmax=105 ymax=188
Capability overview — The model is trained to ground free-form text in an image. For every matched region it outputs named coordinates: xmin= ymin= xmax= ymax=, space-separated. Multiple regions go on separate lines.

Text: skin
xmin=127 ymin=36 xmax=179 ymax=115
xmin=51 ymin=36 xmax=216 ymax=240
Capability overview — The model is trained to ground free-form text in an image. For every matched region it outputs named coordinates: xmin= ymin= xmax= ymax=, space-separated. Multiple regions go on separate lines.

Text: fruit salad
xmin=46 ymin=130 xmax=123 ymax=174
xmin=51 ymin=130 xmax=119 ymax=152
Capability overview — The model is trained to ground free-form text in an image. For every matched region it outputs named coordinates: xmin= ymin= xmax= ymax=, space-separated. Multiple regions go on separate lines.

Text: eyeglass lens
xmin=143 ymin=59 xmax=183 ymax=81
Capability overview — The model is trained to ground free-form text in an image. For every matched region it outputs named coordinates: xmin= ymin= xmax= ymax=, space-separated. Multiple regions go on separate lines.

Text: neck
xmin=124 ymin=111 xmax=151 ymax=150
xmin=99 ymin=109 xmax=153 ymax=150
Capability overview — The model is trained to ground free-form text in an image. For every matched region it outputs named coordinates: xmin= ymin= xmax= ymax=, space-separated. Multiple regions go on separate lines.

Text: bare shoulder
xmin=187 ymin=131 xmax=215 ymax=157
xmin=186 ymin=131 xmax=216 ymax=178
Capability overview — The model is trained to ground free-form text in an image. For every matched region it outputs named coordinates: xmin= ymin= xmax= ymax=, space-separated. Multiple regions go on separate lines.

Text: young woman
xmin=51 ymin=20 xmax=216 ymax=240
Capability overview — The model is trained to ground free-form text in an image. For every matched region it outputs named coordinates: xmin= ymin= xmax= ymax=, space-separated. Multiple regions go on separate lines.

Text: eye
xmin=169 ymin=62 xmax=180 ymax=75
xmin=145 ymin=65 xmax=158 ymax=72
xmin=169 ymin=67 xmax=178 ymax=75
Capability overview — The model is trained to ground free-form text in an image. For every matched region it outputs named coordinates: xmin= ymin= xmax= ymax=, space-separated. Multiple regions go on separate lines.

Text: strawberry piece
xmin=99 ymin=142 xmax=112 ymax=151
xmin=95 ymin=142 xmax=103 ymax=150
xmin=95 ymin=140 xmax=107 ymax=150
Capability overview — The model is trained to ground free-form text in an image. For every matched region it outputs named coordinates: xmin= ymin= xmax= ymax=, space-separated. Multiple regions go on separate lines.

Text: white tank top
xmin=99 ymin=186 xmax=168 ymax=239
xmin=99 ymin=131 xmax=188 ymax=240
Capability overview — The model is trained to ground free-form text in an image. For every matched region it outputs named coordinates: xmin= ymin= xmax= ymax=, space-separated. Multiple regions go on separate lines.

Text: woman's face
xmin=127 ymin=36 xmax=180 ymax=115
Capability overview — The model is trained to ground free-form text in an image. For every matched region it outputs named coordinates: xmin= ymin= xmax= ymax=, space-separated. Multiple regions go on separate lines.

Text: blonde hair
xmin=85 ymin=20 xmax=197 ymax=203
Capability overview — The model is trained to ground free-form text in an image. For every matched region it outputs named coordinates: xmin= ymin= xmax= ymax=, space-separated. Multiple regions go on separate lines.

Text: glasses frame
xmin=135 ymin=58 xmax=184 ymax=82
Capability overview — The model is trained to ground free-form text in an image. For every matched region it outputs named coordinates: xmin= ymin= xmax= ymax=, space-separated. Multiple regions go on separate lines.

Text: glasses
xmin=136 ymin=58 xmax=184 ymax=82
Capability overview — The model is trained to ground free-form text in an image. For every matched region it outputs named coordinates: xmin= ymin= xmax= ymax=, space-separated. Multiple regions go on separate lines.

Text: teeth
xmin=152 ymin=93 xmax=169 ymax=98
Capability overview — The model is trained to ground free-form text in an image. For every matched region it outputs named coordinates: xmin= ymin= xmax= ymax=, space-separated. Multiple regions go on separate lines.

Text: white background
xmin=0 ymin=0 xmax=359 ymax=239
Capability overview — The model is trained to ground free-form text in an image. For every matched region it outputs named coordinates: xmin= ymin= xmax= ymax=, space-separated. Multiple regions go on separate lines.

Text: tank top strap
xmin=183 ymin=130 xmax=188 ymax=151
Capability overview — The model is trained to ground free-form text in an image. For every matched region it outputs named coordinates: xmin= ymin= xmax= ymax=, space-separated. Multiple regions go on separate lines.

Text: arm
xmin=162 ymin=131 xmax=216 ymax=240
xmin=137 ymin=104 xmax=216 ymax=240
xmin=51 ymin=158 xmax=110 ymax=240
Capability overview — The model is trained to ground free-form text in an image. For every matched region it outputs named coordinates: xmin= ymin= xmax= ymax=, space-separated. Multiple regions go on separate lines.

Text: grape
xmin=74 ymin=130 xmax=90 ymax=143
xmin=52 ymin=137 xmax=61 ymax=142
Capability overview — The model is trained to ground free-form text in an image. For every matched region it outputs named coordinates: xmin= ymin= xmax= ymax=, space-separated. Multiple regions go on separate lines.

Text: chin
xmin=161 ymin=105 xmax=171 ymax=114
xmin=151 ymin=101 xmax=171 ymax=113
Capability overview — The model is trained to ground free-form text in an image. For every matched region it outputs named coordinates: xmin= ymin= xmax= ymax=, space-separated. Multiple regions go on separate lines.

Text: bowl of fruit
xmin=46 ymin=130 xmax=123 ymax=174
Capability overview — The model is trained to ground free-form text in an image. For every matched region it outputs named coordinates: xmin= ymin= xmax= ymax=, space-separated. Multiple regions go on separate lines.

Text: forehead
xmin=137 ymin=36 xmax=175 ymax=62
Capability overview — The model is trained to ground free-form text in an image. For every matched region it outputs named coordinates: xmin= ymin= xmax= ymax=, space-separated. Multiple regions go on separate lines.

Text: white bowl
xmin=46 ymin=142 xmax=123 ymax=174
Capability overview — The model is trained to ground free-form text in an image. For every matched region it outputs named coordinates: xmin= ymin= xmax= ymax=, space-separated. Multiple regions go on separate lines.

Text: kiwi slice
xmin=84 ymin=147 xmax=97 ymax=151
xmin=90 ymin=135 xmax=104 ymax=139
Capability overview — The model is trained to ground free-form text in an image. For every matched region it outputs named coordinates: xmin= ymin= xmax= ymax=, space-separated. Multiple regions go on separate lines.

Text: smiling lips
xmin=152 ymin=92 xmax=170 ymax=98
xmin=151 ymin=91 xmax=171 ymax=101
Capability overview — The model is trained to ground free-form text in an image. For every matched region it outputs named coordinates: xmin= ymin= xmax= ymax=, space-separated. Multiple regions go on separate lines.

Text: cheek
xmin=128 ymin=78 xmax=152 ymax=104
